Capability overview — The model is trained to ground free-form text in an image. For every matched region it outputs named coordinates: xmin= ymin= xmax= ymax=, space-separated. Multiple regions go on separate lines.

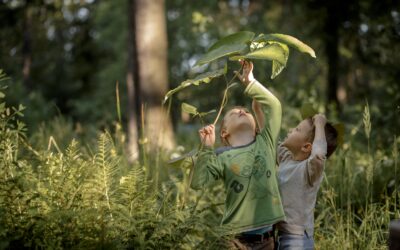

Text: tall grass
xmin=0 ymin=74 xmax=398 ymax=249
xmin=0 ymin=87 xmax=222 ymax=249
xmin=313 ymin=103 xmax=399 ymax=250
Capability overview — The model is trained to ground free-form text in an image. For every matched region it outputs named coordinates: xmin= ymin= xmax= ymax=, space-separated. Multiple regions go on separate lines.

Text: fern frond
xmin=86 ymin=132 xmax=120 ymax=219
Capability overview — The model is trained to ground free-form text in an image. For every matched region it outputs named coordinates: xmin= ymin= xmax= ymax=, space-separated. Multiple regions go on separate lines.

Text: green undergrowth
xmin=0 ymin=80 xmax=399 ymax=249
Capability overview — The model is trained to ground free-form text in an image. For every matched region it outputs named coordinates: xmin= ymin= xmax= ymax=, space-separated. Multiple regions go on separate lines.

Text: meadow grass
xmin=0 ymin=82 xmax=398 ymax=249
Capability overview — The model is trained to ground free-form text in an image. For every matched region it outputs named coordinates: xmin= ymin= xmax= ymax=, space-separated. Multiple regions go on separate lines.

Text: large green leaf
xmin=163 ymin=67 xmax=225 ymax=103
xmin=230 ymin=42 xmax=289 ymax=79
xmin=207 ymin=31 xmax=255 ymax=52
xmin=255 ymin=33 xmax=316 ymax=58
xmin=271 ymin=43 xmax=289 ymax=79
xmin=181 ymin=103 xmax=198 ymax=115
xmin=271 ymin=60 xmax=286 ymax=79
xmin=229 ymin=43 xmax=287 ymax=65
xmin=194 ymin=31 xmax=255 ymax=66
xmin=195 ymin=44 xmax=248 ymax=66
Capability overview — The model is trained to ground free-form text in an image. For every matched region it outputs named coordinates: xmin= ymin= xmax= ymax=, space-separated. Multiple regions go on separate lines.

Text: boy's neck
xmin=291 ymin=150 xmax=310 ymax=161
xmin=228 ymin=131 xmax=255 ymax=147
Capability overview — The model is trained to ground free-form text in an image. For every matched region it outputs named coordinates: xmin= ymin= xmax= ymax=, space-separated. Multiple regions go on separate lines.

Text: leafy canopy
xmin=164 ymin=31 xmax=316 ymax=103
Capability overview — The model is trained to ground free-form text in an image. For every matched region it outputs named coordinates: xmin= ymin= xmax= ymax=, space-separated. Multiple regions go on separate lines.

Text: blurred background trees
xmin=0 ymin=0 xmax=399 ymax=153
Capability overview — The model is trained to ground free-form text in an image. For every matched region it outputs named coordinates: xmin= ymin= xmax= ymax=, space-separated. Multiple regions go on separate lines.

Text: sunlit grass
xmin=0 ymin=79 xmax=398 ymax=249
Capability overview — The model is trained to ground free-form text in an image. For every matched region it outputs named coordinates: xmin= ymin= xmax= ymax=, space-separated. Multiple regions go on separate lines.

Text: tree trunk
xmin=22 ymin=5 xmax=32 ymax=90
xmin=325 ymin=4 xmax=340 ymax=111
xmin=134 ymin=0 xmax=175 ymax=152
xmin=126 ymin=0 xmax=140 ymax=162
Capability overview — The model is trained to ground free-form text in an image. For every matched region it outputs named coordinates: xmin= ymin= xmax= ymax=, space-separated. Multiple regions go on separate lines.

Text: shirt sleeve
xmin=277 ymin=143 xmax=292 ymax=165
xmin=305 ymin=139 xmax=327 ymax=186
xmin=190 ymin=146 xmax=225 ymax=190
xmin=244 ymin=80 xmax=282 ymax=147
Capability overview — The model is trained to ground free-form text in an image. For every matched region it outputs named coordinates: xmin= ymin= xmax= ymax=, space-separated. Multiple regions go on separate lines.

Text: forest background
xmin=0 ymin=0 xmax=399 ymax=249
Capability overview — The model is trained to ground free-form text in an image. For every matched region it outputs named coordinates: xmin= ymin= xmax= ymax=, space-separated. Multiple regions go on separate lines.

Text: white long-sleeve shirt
xmin=276 ymin=140 xmax=327 ymax=236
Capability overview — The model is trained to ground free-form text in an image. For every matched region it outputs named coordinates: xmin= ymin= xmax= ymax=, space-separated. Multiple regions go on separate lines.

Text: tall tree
xmin=126 ymin=0 xmax=139 ymax=161
xmin=22 ymin=3 xmax=32 ymax=90
xmin=131 ymin=0 xmax=175 ymax=154
xmin=324 ymin=1 xmax=340 ymax=109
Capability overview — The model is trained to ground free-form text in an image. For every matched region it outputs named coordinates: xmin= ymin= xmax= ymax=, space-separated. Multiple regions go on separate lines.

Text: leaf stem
xmin=212 ymin=64 xmax=244 ymax=126
xmin=183 ymin=63 xmax=244 ymax=209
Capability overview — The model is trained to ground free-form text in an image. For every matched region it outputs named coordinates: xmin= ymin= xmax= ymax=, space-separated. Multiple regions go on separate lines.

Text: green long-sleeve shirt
xmin=191 ymin=80 xmax=285 ymax=234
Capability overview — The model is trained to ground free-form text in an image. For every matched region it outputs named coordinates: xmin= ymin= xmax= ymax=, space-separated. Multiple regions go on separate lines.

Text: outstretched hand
xmin=312 ymin=114 xmax=326 ymax=127
xmin=199 ymin=124 xmax=215 ymax=147
xmin=313 ymin=114 xmax=327 ymax=127
xmin=235 ymin=60 xmax=255 ymax=86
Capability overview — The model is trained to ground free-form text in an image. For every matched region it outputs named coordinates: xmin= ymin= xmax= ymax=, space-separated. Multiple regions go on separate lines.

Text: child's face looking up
xmin=283 ymin=119 xmax=313 ymax=153
xmin=221 ymin=107 xmax=257 ymax=140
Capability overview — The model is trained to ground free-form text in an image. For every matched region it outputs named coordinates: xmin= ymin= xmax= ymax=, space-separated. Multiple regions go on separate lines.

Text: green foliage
xmin=194 ymin=31 xmax=315 ymax=79
xmin=313 ymin=118 xmax=399 ymax=249
xmin=207 ymin=31 xmax=255 ymax=52
xmin=231 ymin=43 xmax=287 ymax=63
xmin=1 ymin=0 xmax=399 ymax=247
xmin=0 ymin=88 xmax=219 ymax=249
xmin=196 ymin=44 xmax=249 ymax=67
xmin=254 ymin=33 xmax=316 ymax=58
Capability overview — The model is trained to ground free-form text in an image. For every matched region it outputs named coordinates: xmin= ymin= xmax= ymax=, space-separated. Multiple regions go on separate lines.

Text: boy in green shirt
xmin=191 ymin=61 xmax=285 ymax=249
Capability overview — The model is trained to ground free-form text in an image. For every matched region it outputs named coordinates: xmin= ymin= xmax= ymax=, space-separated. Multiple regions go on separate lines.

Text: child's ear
xmin=301 ymin=142 xmax=312 ymax=153
xmin=221 ymin=129 xmax=229 ymax=140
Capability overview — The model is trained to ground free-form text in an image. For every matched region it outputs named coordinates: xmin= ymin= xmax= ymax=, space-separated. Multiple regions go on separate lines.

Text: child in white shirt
xmin=276 ymin=114 xmax=338 ymax=250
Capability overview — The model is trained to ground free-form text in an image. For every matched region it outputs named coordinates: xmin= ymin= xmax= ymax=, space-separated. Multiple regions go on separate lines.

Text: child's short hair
xmin=305 ymin=118 xmax=338 ymax=158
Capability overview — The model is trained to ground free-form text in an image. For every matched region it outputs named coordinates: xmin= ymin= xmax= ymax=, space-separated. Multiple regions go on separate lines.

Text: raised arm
xmin=239 ymin=61 xmax=265 ymax=131
xmin=252 ymin=99 xmax=265 ymax=133
xmin=306 ymin=114 xmax=328 ymax=186
xmin=237 ymin=61 xmax=282 ymax=145
xmin=191 ymin=125 xmax=225 ymax=190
